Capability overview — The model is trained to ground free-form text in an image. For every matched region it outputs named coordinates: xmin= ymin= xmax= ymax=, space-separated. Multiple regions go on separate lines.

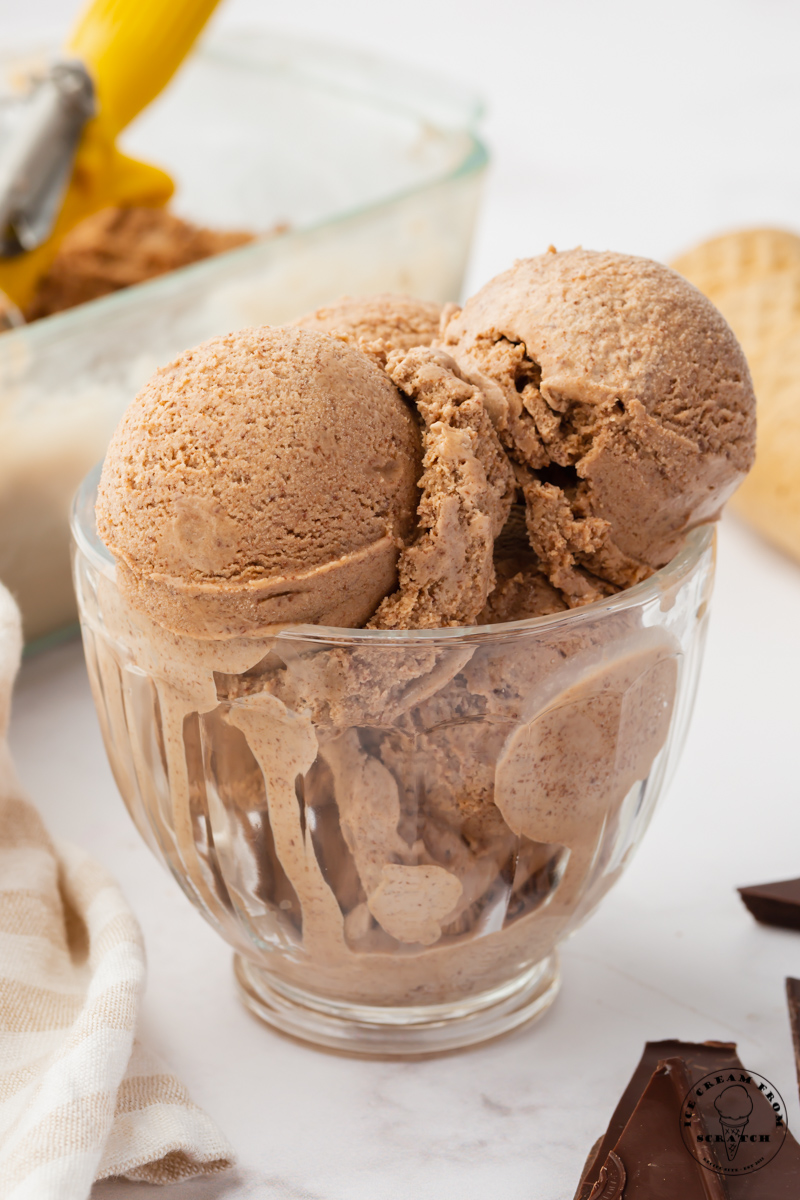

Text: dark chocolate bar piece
xmin=738 ymin=877 xmax=800 ymax=930
xmin=592 ymin=1057 xmax=729 ymax=1198
xmin=787 ymin=977 xmax=800 ymax=1104
xmin=585 ymin=1150 xmax=625 ymax=1199
xmin=576 ymin=1040 xmax=800 ymax=1198
xmin=576 ymin=1040 xmax=740 ymax=1198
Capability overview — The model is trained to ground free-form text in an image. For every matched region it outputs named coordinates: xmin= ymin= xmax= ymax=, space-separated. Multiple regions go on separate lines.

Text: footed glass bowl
xmin=72 ymin=467 xmax=715 ymax=1055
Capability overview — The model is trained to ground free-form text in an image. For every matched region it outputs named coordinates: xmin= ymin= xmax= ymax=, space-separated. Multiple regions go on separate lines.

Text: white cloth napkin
xmin=0 ymin=584 xmax=235 ymax=1198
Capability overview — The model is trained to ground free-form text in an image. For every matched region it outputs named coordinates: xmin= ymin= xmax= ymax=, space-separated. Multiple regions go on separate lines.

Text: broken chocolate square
xmin=575 ymin=1039 xmax=800 ymax=1198
xmin=576 ymin=1040 xmax=740 ymax=1198
xmin=738 ymin=877 xmax=800 ymax=931
xmin=787 ymin=977 xmax=800 ymax=1105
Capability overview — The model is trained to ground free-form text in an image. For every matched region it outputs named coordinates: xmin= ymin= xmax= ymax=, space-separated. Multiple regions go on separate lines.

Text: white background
xmin=5 ymin=2 xmax=800 ymax=1197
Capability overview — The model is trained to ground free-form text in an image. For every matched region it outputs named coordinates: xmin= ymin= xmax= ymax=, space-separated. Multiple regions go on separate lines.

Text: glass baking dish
xmin=0 ymin=30 xmax=487 ymax=645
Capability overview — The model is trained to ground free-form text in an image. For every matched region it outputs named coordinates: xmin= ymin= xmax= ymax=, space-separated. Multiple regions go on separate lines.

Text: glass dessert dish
xmin=0 ymin=32 xmax=486 ymax=646
xmin=72 ymin=467 xmax=715 ymax=1056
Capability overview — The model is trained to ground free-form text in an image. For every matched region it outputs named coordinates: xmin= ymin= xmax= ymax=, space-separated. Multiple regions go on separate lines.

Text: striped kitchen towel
xmin=0 ymin=583 xmax=234 ymax=1198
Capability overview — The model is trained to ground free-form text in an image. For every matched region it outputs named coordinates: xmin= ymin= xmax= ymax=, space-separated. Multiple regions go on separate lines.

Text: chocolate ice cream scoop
xmin=369 ymin=345 xmax=515 ymax=629
xmin=440 ymin=247 xmax=757 ymax=606
xmin=96 ymin=325 xmax=422 ymax=636
xmin=478 ymin=504 xmax=568 ymax=623
xmin=292 ymin=293 xmax=443 ymax=355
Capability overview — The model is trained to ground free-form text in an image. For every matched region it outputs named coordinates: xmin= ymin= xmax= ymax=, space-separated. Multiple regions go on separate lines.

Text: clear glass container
xmin=0 ymin=32 xmax=486 ymax=645
xmin=72 ymin=467 xmax=715 ymax=1056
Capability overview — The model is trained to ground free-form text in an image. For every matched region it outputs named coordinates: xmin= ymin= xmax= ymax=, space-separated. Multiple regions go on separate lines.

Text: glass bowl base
xmin=233 ymin=953 xmax=561 ymax=1058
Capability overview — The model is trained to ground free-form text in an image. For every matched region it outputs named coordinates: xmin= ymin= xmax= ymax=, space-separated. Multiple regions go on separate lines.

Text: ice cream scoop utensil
xmin=0 ymin=60 xmax=95 ymax=257
xmin=0 ymin=0 xmax=221 ymax=307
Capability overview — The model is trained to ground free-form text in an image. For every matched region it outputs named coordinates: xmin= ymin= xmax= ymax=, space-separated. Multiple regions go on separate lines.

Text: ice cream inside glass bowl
xmin=70 ymin=249 xmax=754 ymax=1055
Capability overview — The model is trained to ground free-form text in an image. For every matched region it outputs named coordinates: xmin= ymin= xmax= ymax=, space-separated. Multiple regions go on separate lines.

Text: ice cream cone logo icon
xmin=680 ymin=1067 xmax=787 ymax=1176
xmin=714 ymin=1085 xmax=753 ymax=1161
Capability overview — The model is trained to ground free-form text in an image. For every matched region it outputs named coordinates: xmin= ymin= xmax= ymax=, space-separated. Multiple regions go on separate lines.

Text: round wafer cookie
xmin=712 ymin=267 xmax=800 ymax=361
xmin=671 ymin=227 xmax=800 ymax=303
xmin=730 ymin=323 xmax=800 ymax=562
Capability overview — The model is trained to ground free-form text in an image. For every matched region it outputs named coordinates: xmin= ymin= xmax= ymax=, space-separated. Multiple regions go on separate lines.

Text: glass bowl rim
xmin=72 ymin=463 xmax=715 ymax=648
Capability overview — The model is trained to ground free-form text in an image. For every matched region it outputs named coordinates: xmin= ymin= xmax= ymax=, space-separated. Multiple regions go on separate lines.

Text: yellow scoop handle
xmin=67 ymin=0 xmax=221 ymax=135
xmin=0 ymin=0 xmax=220 ymax=309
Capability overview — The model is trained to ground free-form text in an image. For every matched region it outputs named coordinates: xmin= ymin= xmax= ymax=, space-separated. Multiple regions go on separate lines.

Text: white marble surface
xmin=5 ymin=1 xmax=800 ymax=1196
